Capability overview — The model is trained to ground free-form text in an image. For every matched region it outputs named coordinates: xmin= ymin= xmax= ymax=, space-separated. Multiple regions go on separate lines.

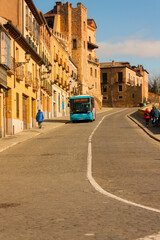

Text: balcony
xmin=0 ymin=65 xmax=7 ymax=88
xmin=33 ymin=77 xmax=39 ymax=91
xmin=59 ymin=58 xmax=62 ymax=66
xmin=62 ymin=62 xmax=66 ymax=70
xmin=16 ymin=66 xmax=24 ymax=81
xmin=54 ymin=54 xmax=58 ymax=62
xmin=25 ymin=71 xmax=32 ymax=86
xmin=66 ymin=66 xmax=69 ymax=73
xmin=88 ymin=55 xmax=99 ymax=66
xmin=54 ymin=31 xmax=68 ymax=42
xmin=41 ymin=79 xmax=52 ymax=95
xmin=88 ymin=41 xmax=99 ymax=50
xmin=7 ymin=56 xmax=15 ymax=75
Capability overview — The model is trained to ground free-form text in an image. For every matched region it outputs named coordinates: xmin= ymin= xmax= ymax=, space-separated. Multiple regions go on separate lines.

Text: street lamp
xmin=40 ymin=63 xmax=52 ymax=76
xmin=15 ymin=50 xmax=31 ymax=68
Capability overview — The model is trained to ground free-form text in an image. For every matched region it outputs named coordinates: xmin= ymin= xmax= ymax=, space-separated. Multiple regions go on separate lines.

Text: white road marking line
xmin=136 ymin=231 xmax=160 ymax=240
xmin=84 ymin=233 xmax=95 ymax=236
xmin=87 ymin=109 xmax=160 ymax=214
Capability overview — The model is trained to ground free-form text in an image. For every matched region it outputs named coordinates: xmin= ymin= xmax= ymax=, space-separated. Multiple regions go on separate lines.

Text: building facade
xmin=51 ymin=33 xmax=70 ymax=117
xmin=100 ymin=61 xmax=149 ymax=107
xmin=0 ymin=23 xmax=11 ymax=137
xmin=0 ymin=0 xmax=44 ymax=135
xmin=44 ymin=1 xmax=102 ymax=109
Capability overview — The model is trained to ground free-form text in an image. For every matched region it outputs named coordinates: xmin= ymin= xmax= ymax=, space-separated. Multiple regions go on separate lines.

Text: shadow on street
xmin=130 ymin=111 xmax=160 ymax=135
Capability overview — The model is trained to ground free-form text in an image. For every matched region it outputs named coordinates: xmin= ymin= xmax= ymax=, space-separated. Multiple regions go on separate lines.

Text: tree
xmin=148 ymin=74 xmax=160 ymax=94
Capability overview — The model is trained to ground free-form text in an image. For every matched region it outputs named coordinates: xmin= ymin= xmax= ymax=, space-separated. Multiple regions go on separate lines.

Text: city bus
xmin=69 ymin=95 xmax=96 ymax=122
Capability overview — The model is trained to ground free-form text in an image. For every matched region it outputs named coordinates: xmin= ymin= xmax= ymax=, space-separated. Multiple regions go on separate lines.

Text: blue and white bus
xmin=69 ymin=95 xmax=96 ymax=122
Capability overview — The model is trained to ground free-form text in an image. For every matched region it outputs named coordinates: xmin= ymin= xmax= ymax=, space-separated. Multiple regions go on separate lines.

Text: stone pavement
xmin=128 ymin=110 xmax=160 ymax=142
xmin=0 ymin=116 xmax=70 ymax=153
xmin=0 ymin=108 xmax=110 ymax=153
xmin=0 ymin=108 xmax=159 ymax=153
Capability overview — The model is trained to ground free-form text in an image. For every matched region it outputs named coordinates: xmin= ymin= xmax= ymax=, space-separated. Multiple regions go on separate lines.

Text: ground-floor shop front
xmin=52 ymin=85 xmax=69 ymax=118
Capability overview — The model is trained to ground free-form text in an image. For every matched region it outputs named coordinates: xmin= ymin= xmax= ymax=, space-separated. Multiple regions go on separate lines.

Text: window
xmin=128 ymin=73 xmax=131 ymax=83
xmin=119 ymin=96 xmax=123 ymax=99
xmin=102 ymin=73 xmax=107 ymax=83
xmin=133 ymin=77 xmax=135 ymax=85
xmin=95 ymin=69 xmax=97 ymax=78
xmin=118 ymin=72 xmax=123 ymax=83
xmin=89 ymin=36 xmax=91 ymax=42
xmin=103 ymin=86 xmax=107 ymax=92
xmin=83 ymin=21 xmax=86 ymax=31
xmin=90 ymin=67 xmax=92 ymax=76
xmin=1 ymin=32 xmax=11 ymax=69
xmin=132 ymin=93 xmax=135 ymax=98
xmin=73 ymin=39 xmax=77 ymax=49
xmin=119 ymin=85 xmax=122 ymax=91
xmin=16 ymin=93 xmax=19 ymax=118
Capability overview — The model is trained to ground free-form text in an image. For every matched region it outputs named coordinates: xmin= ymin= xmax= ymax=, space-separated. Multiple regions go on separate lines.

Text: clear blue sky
xmin=34 ymin=0 xmax=160 ymax=77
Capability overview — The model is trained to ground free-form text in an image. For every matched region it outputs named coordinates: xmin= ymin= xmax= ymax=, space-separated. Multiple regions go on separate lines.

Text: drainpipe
xmin=3 ymin=90 xmax=6 ymax=137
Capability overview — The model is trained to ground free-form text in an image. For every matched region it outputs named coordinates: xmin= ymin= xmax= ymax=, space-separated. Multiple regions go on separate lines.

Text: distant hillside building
xmin=100 ymin=61 xmax=149 ymax=107
xmin=44 ymin=1 xmax=102 ymax=109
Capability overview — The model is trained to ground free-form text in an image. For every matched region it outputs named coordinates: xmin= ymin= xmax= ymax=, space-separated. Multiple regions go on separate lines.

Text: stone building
xmin=0 ymin=0 xmax=44 ymax=136
xmin=100 ymin=61 xmax=149 ymax=107
xmin=39 ymin=11 xmax=52 ymax=119
xmin=0 ymin=23 xmax=11 ymax=137
xmin=69 ymin=57 xmax=78 ymax=96
xmin=51 ymin=32 xmax=70 ymax=117
xmin=44 ymin=1 xmax=102 ymax=109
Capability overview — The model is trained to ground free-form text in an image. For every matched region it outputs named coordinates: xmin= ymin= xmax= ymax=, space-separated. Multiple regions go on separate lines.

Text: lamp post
xmin=15 ymin=51 xmax=31 ymax=68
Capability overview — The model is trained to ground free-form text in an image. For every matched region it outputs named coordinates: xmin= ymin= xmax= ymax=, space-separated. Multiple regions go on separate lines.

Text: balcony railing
xmin=25 ymin=71 xmax=32 ymax=86
xmin=7 ymin=56 xmax=15 ymax=75
xmin=41 ymin=79 xmax=52 ymax=95
xmin=54 ymin=54 xmax=58 ymax=62
xmin=33 ymin=77 xmax=39 ymax=91
xmin=66 ymin=66 xmax=69 ymax=73
xmin=16 ymin=66 xmax=24 ymax=81
xmin=88 ymin=55 xmax=99 ymax=65
xmin=62 ymin=62 xmax=66 ymax=70
xmin=59 ymin=58 xmax=62 ymax=66
xmin=54 ymin=31 xmax=68 ymax=42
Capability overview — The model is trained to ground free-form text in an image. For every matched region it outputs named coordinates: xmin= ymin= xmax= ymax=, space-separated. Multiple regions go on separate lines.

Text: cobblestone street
xmin=0 ymin=109 xmax=160 ymax=239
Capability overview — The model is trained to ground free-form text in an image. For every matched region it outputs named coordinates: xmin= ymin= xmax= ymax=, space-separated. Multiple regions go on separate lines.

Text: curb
xmin=127 ymin=114 xmax=160 ymax=142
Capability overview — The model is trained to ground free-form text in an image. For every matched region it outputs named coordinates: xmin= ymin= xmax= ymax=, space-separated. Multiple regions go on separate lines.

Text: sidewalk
xmin=128 ymin=110 xmax=160 ymax=142
xmin=0 ymin=115 xmax=70 ymax=153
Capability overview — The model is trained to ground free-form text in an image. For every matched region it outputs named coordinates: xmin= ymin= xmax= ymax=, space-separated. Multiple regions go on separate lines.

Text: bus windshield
xmin=70 ymin=98 xmax=91 ymax=114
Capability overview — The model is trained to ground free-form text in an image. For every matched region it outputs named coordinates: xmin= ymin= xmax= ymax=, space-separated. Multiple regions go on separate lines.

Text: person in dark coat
xmin=36 ymin=109 xmax=44 ymax=128
xmin=152 ymin=106 xmax=159 ymax=127
xmin=144 ymin=108 xmax=150 ymax=128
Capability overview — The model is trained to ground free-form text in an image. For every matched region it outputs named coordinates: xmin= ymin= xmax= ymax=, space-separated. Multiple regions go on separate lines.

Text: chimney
xmin=56 ymin=1 xmax=62 ymax=12
xmin=139 ymin=65 xmax=143 ymax=76
xmin=112 ymin=60 xmax=115 ymax=66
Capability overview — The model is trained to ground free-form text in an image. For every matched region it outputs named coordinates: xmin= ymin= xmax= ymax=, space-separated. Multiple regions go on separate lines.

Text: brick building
xmin=44 ymin=1 xmax=102 ymax=109
xmin=100 ymin=61 xmax=149 ymax=107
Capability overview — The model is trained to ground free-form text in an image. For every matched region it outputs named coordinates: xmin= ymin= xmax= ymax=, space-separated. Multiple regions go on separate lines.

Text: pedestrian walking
xmin=144 ymin=108 xmax=150 ymax=128
xmin=36 ymin=109 xmax=44 ymax=128
xmin=150 ymin=106 xmax=154 ymax=126
xmin=152 ymin=106 xmax=159 ymax=127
